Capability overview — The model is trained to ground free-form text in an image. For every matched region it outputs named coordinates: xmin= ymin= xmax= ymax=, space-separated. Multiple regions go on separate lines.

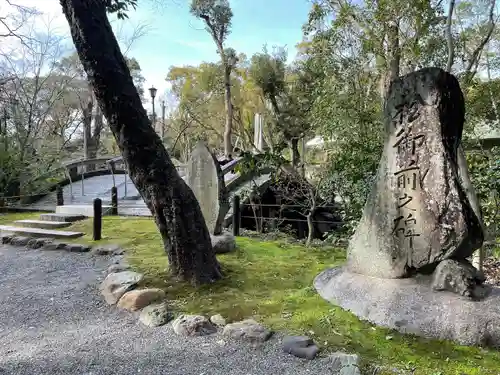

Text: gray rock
xmin=93 ymin=244 xmax=124 ymax=256
xmin=10 ymin=236 xmax=30 ymax=246
xmin=139 ymin=302 xmax=174 ymax=327
xmin=347 ymin=68 xmax=483 ymax=278
xmin=27 ymin=238 xmax=52 ymax=249
xmin=1 ymin=234 xmax=13 ymax=244
xmin=432 ymin=259 xmax=486 ymax=299
xmin=186 ymin=141 xmax=229 ymax=235
xmin=222 ymin=319 xmax=272 ymax=342
xmin=209 ymin=314 xmax=226 ymax=327
xmin=42 ymin=242 xmax=68 ymax=251
xmin=319 ymin=352 xmax=360 ymax=375
xmin=315 ymin=266 xmax=500 ymax=347
xmin=172 ymin=314 xmax=217 ymax=337
xmin=282 ymin=336 xmax=318 ymax=360
xmin=99 ymin=271 xmax=143 ymax=305
xmin=66 ymin=244 xmax=91 ymax=253
xmin=210 ymin=232 xmax=236 ymax=254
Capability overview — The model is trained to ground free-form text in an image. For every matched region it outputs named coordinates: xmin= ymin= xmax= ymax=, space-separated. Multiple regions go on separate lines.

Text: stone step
xmin=56 ymin=205 xmax=112 ymax=217
xmin=0 ymin=225 xmax=84 ymax=239
xmin=14 ymin=219 xmax=72 ymax=229
xmin=39 ymin=213 xmax=87 ymax=223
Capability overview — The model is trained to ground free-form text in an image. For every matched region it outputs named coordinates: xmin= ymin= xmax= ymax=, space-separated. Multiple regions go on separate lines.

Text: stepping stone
xmin=14 ymin=219 xmax=72 ymax=229
xmin=39 ymin=213 xmax=86 ymax=222
xmin=0 ymin=225 xmax=84 ymax=239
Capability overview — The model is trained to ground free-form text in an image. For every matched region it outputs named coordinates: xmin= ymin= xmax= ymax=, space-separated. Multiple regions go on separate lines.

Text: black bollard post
xmin=56 ymin=185 xmax=64 ymax=206
xmin=111 ymin=186 xmax=118 ymax=215
xmin=93 ymin=198 xmax=102 ymax=241
xmin=232 ymin=195 xmax=241 ymax=236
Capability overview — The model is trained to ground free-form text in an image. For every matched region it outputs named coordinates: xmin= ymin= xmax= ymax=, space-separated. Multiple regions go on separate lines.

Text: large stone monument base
xmin=314 ymin=267 xmax=500 ymax=347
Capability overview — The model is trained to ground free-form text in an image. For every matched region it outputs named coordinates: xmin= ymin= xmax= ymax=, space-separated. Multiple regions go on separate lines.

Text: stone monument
xmin=315 ymin=68 xmax=500 ymax=347
xmin=186 ymin=142 xmax=229 ymax=235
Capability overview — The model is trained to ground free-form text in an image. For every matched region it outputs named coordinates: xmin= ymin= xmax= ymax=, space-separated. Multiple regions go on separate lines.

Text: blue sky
xmin=129 ymin=0 xmax=312 ymax=102
xmin=4 ymin=0 xmax=311 ymax=105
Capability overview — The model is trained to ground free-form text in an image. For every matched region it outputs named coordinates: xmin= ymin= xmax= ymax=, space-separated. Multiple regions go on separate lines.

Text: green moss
xmin=1 ymin=213 xmax=498 ymax=373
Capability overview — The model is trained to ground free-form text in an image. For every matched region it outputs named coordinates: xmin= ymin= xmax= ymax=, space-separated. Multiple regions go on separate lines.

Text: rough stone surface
xmin=172 ymin=315 xmax=217 ymax=337
xmin=210 ymin=314 xmax=227 ymax=327
xmin=42 ymin=242 xmax=67 ymax=251
xmin=431 ymin=259 xmax=487 ymax=299
xmin=66 ymin=244 xmax=91 ymax=253
xmin=347 ymin=68 xmax=483 ymax=278
xmin=186 ymin=141 xmax=229 ymax=235
xmin=139 ymin=302 xmax=174 ymax=327
xmin=315 ymin=267 xmax=500 ymax=347
xmin=210 ymin=232 xmax=236 ymax=254
xmin=323 ymin=352 xmax=361 ymax=375
xmin=282 ymin=336 xmax=318 ymax=360
xmin=1 ymin=234 xmax=13 ymax=244
xmin=99 ymin=271 xmax=143 ymax=305
xmin=222 ymin=319 xmax=272 ymax=343
xmin=26 ymin=238 xmax=52 ymax=249
xmin=117 ymin=288 xmax=165 ymax=311
xmin=10 ymin=236 xmax=30 ymax=246
xmin=93 ymin=244 xmax=125 ymax=256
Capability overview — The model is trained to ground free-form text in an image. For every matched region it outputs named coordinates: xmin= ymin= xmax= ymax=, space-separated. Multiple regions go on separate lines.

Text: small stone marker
xmin=186 ymin=141 xmax=229 ymax=235
xmin=347 ymin=67 xmax=483 ymax=279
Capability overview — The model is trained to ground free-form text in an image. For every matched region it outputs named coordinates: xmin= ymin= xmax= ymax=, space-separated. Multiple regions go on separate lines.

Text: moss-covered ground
xmin=1 ymin=212 xmax=498 ymax=374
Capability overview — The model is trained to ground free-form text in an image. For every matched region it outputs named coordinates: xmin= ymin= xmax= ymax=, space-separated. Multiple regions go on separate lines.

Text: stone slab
xmin=314 ymin=266 xmax=500 ymax=347
xmin=0 ymin=225 xmax=84 ymax=239
xmin=56 ymin=205 xmax=112 ymax=217
xmin=39 ymin=213 xmax=87 ymax=222
xmin=14 ymin=219 xmax=72 ymax=229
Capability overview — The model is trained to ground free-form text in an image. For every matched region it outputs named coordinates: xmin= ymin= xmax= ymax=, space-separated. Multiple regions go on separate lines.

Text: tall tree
xmin=190 ymin=0 xmax=236 ymax=159
xmin=60 ymin=0 xmax=222 ymax=285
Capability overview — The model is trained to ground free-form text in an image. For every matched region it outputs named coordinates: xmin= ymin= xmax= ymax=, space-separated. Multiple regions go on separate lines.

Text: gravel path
xmin=0 ymin=245 xmax=342 ymax=375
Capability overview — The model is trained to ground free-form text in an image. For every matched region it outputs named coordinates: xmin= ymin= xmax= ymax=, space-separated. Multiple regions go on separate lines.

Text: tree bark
xmin=290 ymin=138 xmax=301 ymax=167
xmin=223 ymin=65 xmax=233 ymax=159
xmin=60 ymin=0 xmax=221 ymax=285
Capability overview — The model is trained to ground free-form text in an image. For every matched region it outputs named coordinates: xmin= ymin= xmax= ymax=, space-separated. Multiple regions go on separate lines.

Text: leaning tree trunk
xmin=223 ymin=65 xmax=233 ymax=159
xmin=60 ymin=0 xmax=221 ymax=285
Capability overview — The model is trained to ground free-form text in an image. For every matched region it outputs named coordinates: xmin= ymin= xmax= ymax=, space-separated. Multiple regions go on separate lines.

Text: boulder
xmin=209 ymin=314 xmax=226 ymax=327
xmin=42 ymin=242 xmax=68 ymax=251
xmin=431 ymin=259 xmax=486 ymax=299
xmin=10 ymin=236 xmax=30 ymax=246
xmin=210 ymin=232 xmax=236 ymax=254
xmin=93 ymin=244 xmax=125 ymax=256
xmin=139 ymin=302 xmax=173 ymax=327
xmin=99 ymin=271 xmax=143 ymax=305
xmin=172 ymin=315 xmax=217 ymax=337
xmin=27 ymin=238 xmax=52 ymax=249
xmin=319 ymin=352 xmax=360 ymax=375
xmin=347 ymin=68 xmax=483 ymax=278
xmin=117 ymin=288 xmax=165 ymax=311
xmin=66 ymin=244 xmax=91 ymax=253
xmin=222 ymin=319 xmax=272 ymax=342
xmin=282 ymin=336 xmax=319 ymax=360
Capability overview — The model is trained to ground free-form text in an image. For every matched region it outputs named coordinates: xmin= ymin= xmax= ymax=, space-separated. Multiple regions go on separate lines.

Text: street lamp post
xmin=148 ymin=86 xmax=157 ymax=131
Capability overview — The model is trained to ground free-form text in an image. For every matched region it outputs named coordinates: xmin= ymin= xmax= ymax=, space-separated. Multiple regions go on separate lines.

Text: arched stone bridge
xmin=25 ymin=155 xmax=272 ymax=221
